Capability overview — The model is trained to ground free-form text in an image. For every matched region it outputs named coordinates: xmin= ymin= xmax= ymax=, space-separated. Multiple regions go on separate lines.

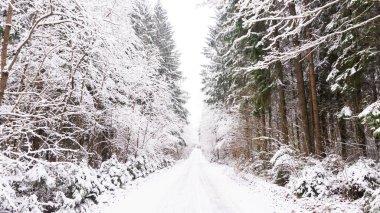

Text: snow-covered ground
xmin=93 ymin=149 xmax=306 ymax=213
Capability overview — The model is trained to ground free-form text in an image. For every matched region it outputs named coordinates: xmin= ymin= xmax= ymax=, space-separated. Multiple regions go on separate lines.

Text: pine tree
xmin=326 ymin=0 xmax=380 ymax=156
xmin=202 ymin=0 xmax=380 ymax=160
xmin=152 ymin=1 xmax=188 ymax=142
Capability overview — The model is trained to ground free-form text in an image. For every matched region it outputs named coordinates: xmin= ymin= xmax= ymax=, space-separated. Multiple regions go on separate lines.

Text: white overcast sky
xmin=151 ymin=0 xmax=215 ymax=138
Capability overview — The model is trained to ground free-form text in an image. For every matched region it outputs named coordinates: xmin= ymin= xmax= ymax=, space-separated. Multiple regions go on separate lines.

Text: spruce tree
xmin=152 ymin=1 xmax=188 ymax=140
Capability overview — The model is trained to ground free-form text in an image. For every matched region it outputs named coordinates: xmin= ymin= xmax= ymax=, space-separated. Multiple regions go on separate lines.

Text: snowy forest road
xmin=97 ymin=149 xmax=284 ymax=213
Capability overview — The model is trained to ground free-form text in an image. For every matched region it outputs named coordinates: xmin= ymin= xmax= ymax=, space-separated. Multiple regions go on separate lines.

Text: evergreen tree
xmin=202 ymin=0 xmax=380 ymax=159
xmin=152 ymin=1 xmax=188 ymax=143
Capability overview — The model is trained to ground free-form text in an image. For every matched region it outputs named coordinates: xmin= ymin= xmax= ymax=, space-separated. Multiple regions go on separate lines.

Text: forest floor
xmin=90 ymin=149 xmax=360 ymax=213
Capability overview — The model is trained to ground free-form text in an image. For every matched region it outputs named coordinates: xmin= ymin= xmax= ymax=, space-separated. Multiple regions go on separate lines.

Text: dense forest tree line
xmin=0 ymin=0 xmax=187 ymax=211
xmin=0 ymin=0 xmax=187 ymax=165
xmin=201 ymin=0 xmax=380 ymax=161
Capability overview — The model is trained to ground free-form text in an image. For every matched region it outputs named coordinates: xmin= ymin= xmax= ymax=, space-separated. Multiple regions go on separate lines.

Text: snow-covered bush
xmin=126 ymin=156 xmax=146 ymax=180
xmin=125 ymin=152 xmax=173 ymax=180
xmin=144 ymin=155 xmax=160 ymax=174
xmin=340 ymin=159 xmax=380 ymax=200
xmin=25 ymin=164 xmax=56 ymax=188
xmin=16 ymin=162 xmax=105 ymax=211
xmin=359 ymin=101 xmax=380 ymax=138
xmin=16 ymin=163 xmax=57 ymax=211
xmin=18 ymin=195 xmax=44 ymax=213
xmin=99 ymin=154 xmax=131 ymax=190
xmin=270 ymin=146 xmax=299 ymax=186
xmin=57 ymin=163 xmax=104 ymax=208
xmin=0 ymin=178 xmax=17 ymax=211
xmin=363 ymin=189 xmax=380 ymax=213
xmin=0 ymin=151 xmax=175 ymax=213
xmin=236 ymin=151 xmax=272 ymax=178
xmin=0 ymin=155 xmax=26 ymax=212
xmin=292 ymin=161 xmax=333 ymax=198
xmin=322 ymin=154 xmax=344 ymax=175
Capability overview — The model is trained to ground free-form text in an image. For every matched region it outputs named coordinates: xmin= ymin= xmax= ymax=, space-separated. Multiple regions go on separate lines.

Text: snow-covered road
xmin=97 ymin=149 xmax=287 ymax=213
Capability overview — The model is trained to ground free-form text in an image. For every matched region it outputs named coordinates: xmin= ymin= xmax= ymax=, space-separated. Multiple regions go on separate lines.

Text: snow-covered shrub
xmin=363 ymin=189 xmax=380 ymax=213
xmin=0 ymin=155 xmax=27 ymax=212
xmin=359 ymin=101 xmax=380 ymax=138
xmin=0 ymin=178 xmax=17 ymax=211
xmin=125 ymin=152 xmax=173 ymax=180
xmin=341 ymin=159 xmax=380 ymax=200
xmin=16 ymin=162 xmax=104 ymax=211
xmin=292 ymin=161 xmax=333 ymax=198
xmin=0 ymin=150 xmax=175 ymax=212
xmin=142 ymin=152 xmax=172 ymax=174
xmin=57 ymin=163 xmax=104 ymax=207
xmin=99 ymin=154 xmax=131 ymax=190
xmin=256 ymin=151 xmax=272 ymax=170
xmin=126 ymin=156 xmax=145 ymax=180
xmin=236 ymin=151 xmax=272 ymax=178
xmin=25 ymin=164 xmax=56 ymax=188
xmin=144 ymin=155 xmax=160 ymax=174
xmin=322 ymin=154 xmax=344 ymax=175
xmin=18 ymin=195 xmax=44 ymax=213
xmin=270 ymin=146 xmax=299 ymax=186
xmin=13 ymin=163 xmax=57 ymax=212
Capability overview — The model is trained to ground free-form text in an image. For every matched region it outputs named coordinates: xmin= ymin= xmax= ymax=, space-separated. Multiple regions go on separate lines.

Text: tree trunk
xmin=289 ymin=112 xmax=297 ymax=150
xmin=305 ymin=40 xmax=324 ymax=157
xmin=268 ymin=101 xmax=273 ymax=150
xmin=288 ymin=2 xmax=312 ymax=155
xmin=274 ymin=26 xmax=289 ymax=145
xmin=352 ymin=88 xmax=367 ymax=157
xmin=320 ymin=110 xmax=330 ymax=152
xmin=290 ymin=71 xmax=301 ymax=150
xmin=304 ymin=0 xmax=324 ymax=157
xmin=0 ymin=1 xmax=14 ymax=106
xmin=261 ymin=113 xmax=267 ymax=151
xmin=370 ymin=69 xmax=378 ymax=102
xmin=338 ymin=117 xmax=348 ymax=160
xmin=243 ymin=109 xmax=252 ymax=157
xmin=370 ymin=69 xmax=380 ymax=154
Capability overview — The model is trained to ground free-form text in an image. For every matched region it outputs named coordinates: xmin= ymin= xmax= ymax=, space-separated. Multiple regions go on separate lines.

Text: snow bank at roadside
xmin=0 ymin=152 xmax=174 ymax=213
xmin=209 ymin=146 xmax=375 ymax=212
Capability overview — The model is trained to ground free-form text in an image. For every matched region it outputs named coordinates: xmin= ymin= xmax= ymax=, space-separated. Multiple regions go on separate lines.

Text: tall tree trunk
xmin=338 ymin=117 xmax=348 ymax=160
xmin=243 ymin=109 xmax=252 ymax=157
xmin=0 ymin=1 xmax=14 ymax=106
xmin=288 ymin=2 xmax=313 ymax=155
xmin=274 ymin=26 xmax=289 ymax=145
xmin=304 ymin=22 xmax=324 ymax=157
xmin=352 ymin=88 xmax=367 ymax=157
xmin=328 ymin=111 xmax=338 ymax=152
xmin=268 ymin=99 xmax=273 ymax=150
xmin=370 ymin=70 xmax=379 ymax=154
xmin=304 ymin=0 xmax=324 ymax=157
xmin=336 ymin=93 xmax=348 ymax=159
xmin=320 ymin=110 xmax=330 ymax=152
xmin=261 ymin=113 xmax=267 ymax=151
xmin=290 ymin=71 xmax=301 ymax=150
xmin=370 ymin=70 xmax=378 ymax=101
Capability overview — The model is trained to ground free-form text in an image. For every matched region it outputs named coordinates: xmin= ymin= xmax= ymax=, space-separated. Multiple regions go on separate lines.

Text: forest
xmin=0 ymin=0 xmax=188 ymax=212
xmin=200 ymin=0 xmax=380 ymax=211
xmin=1 ymin=0 xmax=380 ymax=212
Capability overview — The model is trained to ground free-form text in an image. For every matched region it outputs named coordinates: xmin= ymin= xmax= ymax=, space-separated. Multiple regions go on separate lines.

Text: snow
xmin=93 ymin=149 xmax=298 ymax=213
xmin=359 ymin=101 xmax=380 ymax=118
xmin=337 ymin=106 xmax=353 ymax=118
xmin=359 ymin=101 xmax=380 ymax=136
xmin=340 ymin=159 xmax=380 ymax=199
xmin=291 ymin=161 xmax=333 ymax=198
